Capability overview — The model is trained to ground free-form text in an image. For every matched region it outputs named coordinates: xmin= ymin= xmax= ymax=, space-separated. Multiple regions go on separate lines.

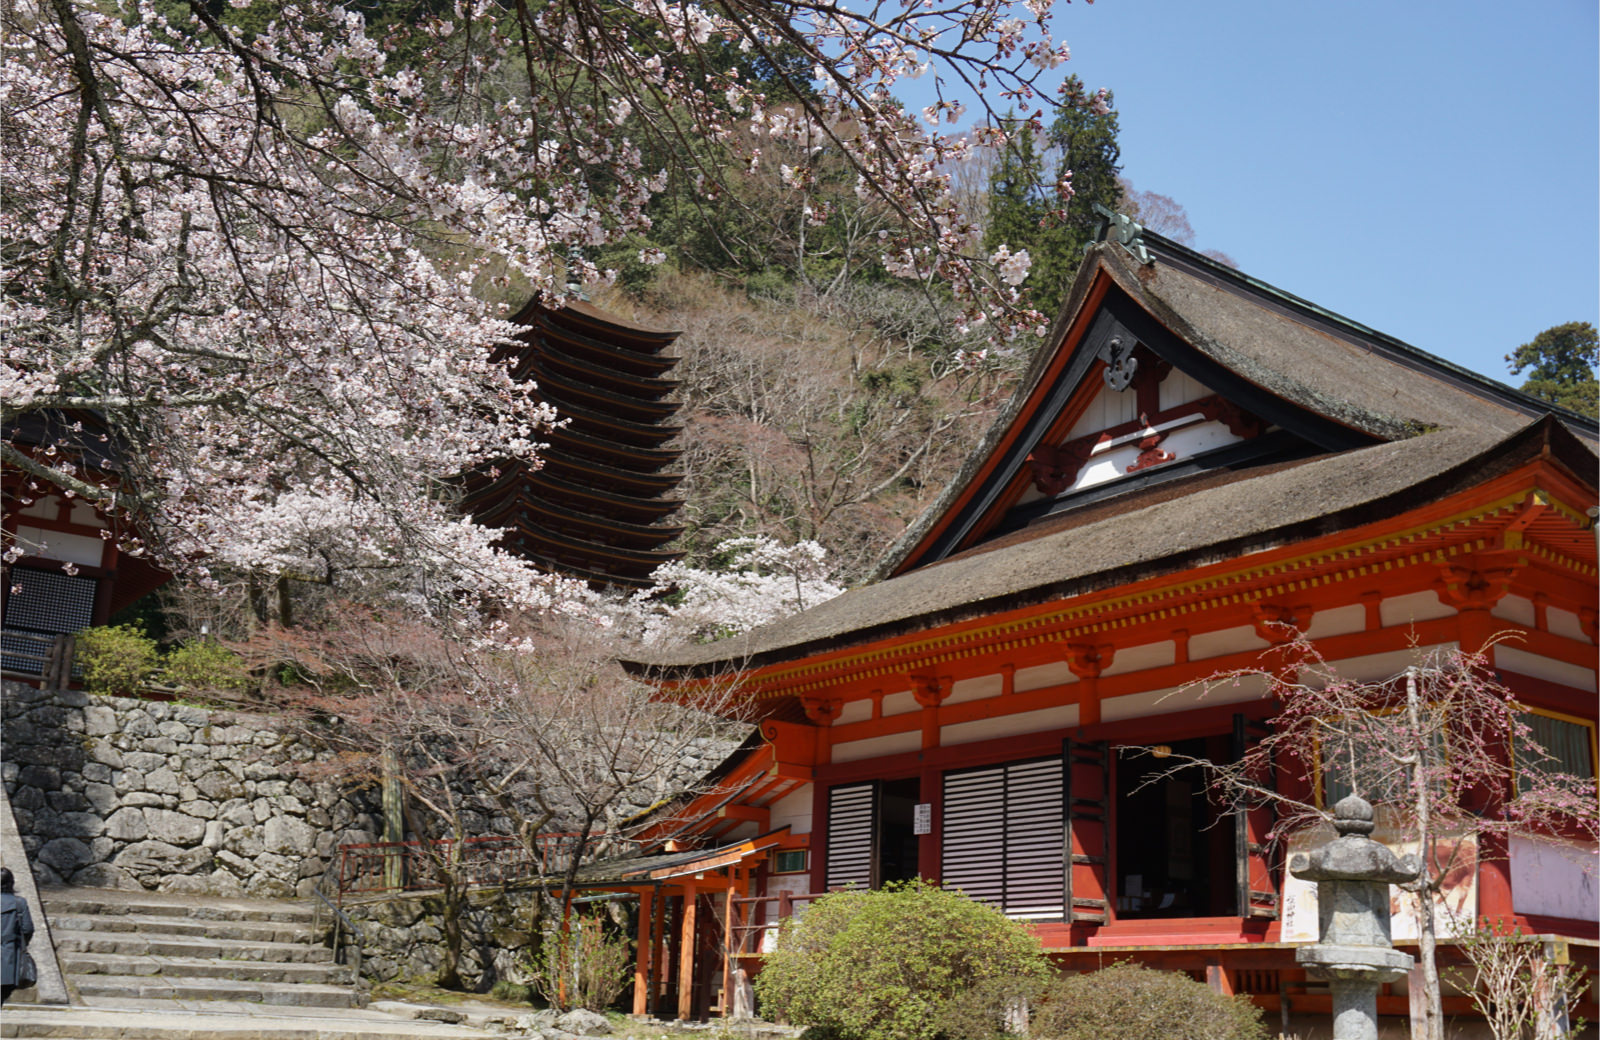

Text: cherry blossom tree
xmin=627 ymin=535 xmax=845 ymax=644
xmin=257 ymin=604 xmax=749 ymax=988
xmin=3 ymin=0 xmax=1085 ymax=623
xmin=1140 ymin=637 xmax=1598 ymax=1040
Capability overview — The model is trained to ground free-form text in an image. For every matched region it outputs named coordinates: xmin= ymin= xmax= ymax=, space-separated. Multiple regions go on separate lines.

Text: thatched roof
xmin=625 ymin=231 xmax=1598 ymax=679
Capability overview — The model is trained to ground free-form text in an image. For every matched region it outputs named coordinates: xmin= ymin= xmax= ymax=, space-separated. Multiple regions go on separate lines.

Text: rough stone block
xmin=203 ymin=820 xmax=225 ymax=849
xmin=115 ymin=839 xmax=213 ymax=882
xmin=112 ymin=768 xmax=146 ymax=791
xmin=18 ymin=764 xmax=61 ymax=790
xmin=157 ymin=721 xmax=191 ymax=741
xmin=179 ymin=798 xmax=218 ymax=820
xmin=143 ymin=807 xmax=207 ymax=845
xmin=46 ymin=790 xmax=90 ymax=813
xmin=83 ymin=705 xmax=119 ymax=735
xmin=70 ymin=862 xmax=141 ymax=890
xmin=123 ymin=750 xmax=166 ymax=772
xmin=255 ymin=780 xmax=289 ymax=798
xmin=224 ymin=825 xmax=264 ymax=858
xmin=37 ymin=836 xmax=92 ymax=874
xmin=144 ymin=767 xmax=182 ymax=795
xmin=88 ymin=742 xmax=124 ymax=768
xmin=81 ymin=762 xmax=113 ymax=784
xmin=54 ymin=810 xmax=106 ymax=837
xmin=82 ymin=781 xmax=118 ymax=814
xmin=105 ymin=807 xmax=150 ymax=841
xmin=172 ymin=704 xmax=210 ymax=726
xmin=121 ymin=792 xmax=165 ymax=808
xmin=263 ymin=815 xmax=315 ymax=856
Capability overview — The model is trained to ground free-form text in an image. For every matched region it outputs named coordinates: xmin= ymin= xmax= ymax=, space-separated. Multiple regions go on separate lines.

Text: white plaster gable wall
xmin=767 ymin=784 xmax=813 ymax=836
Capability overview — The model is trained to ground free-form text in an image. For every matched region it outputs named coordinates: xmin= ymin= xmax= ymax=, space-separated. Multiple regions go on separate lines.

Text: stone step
xmin=68 ymin=973 xmax=359 ymax=1008
xmin=38 ymin=888 xmax=317 ymax=925
xmin=0 ymin=1005 xmax=498 ymax=1040
xmin=59 ymin=951 xmax=355 ymax=986
xmin=54 ymin=931 xmax=336 ymax=964
xmin=48 ymin=912 xmax=317 ymax=945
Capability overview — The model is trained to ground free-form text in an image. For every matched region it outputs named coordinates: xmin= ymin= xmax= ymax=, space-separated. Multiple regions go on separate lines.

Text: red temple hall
xmin=578 ymin=229 xmax=1597 ymax=1030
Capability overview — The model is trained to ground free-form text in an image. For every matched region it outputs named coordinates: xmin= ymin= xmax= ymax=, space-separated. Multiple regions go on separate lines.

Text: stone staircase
xmin=40 ymin=886 xmax=359 ymax=1009
xmin=0 ymin=887 xmax=501 ymax=1039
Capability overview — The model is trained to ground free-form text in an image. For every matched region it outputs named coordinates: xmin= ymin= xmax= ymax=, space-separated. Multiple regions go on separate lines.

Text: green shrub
xmin=754 ymin=880 xmax=1050 ymax=1040
xmin=75 ymin=624 xmax=159 ymax=695
xmin=1033 ymin=963 xmax=1269 ymax=1040
xmin=163 ymin=640 xmax=252 ymax=692
xmin=527 ymin=916 xmax=631 ymax=1012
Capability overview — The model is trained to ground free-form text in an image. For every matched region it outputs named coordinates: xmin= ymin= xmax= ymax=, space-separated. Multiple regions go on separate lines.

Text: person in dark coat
xmin=1 ymin=867 xmax=35 ymax=1004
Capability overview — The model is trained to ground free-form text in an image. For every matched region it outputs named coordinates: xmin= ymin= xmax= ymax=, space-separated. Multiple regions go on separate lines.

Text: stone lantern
xmin=1288 ymin=794 xmax=1420 ymax=1040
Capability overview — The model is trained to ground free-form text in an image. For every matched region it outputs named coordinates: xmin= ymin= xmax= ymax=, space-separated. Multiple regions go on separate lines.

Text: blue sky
xmin=918 ymin=0 xmax=1598 ymax=386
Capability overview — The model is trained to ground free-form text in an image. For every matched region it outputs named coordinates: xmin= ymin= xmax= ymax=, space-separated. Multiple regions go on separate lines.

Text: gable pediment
xmin=891 ymin=268 xmax=1381 ymax=574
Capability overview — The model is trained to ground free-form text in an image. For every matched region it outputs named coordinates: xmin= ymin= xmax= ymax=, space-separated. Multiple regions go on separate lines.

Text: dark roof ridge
xmin=1130 ymin=229 xmax=1598 ymax=435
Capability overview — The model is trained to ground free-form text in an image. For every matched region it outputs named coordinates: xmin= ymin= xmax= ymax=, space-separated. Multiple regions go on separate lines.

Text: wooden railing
xmin=0 ymin=632 xmax=75 ymax=689
xmin=334 ymin=833 xmax=640 ymax=903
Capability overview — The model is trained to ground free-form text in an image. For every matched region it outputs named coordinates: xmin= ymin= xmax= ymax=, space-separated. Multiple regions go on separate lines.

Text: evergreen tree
xmin=1506 ymin=321 xmax=1598 ymax=416
xmin=984 ymin=78 xmax=1123 ymax=320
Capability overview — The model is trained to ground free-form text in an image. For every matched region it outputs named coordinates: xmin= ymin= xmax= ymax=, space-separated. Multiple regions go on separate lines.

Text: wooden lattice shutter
xmin=1001 ymin=757 xmax=1066 ymax=919
xmin=942 ymin=757 xmax=1066 ymax=920
xmin=825 ymin=782 xmax=878 ymax=890
xmin=940 ymin=766 xmax=1006 ymax=907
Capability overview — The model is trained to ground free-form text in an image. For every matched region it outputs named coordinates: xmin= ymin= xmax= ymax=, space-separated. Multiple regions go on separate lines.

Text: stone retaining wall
xmin=1 ymin=682 xmax=383 ymax=897
xmin=344 ymin=886 xmax=551 ymax=987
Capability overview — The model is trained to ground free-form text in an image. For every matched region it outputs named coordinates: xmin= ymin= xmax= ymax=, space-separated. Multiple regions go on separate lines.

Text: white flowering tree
xmin=630 ymin=536 xmax=844 ymax=644
xmin=2 ymin=0 xmax=1081 ymax=621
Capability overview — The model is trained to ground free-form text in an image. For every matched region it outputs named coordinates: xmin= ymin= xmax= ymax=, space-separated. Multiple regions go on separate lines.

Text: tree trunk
xmin=437 ymin=875 xmax=465 ymax=990
xmin=1405 ymin=669 xmax=1446 ymax=1040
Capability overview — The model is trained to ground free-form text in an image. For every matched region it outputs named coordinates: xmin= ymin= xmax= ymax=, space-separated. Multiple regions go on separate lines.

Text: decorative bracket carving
xmin=1125 ymin=418 xmax=1176 ymax=474
xmin=1027 ymin=439 xmax=1094 ymax=496
xmin=1066 ymin=643 xmax=1115 ymax=680
xmin=800 ymin=696 xmax=842 ymax=725
xmin=1197 ymin=396 xmax=1265 ymax=440
xmin=909 ymin=675 xmax=949 ymax=708
xmin=1097 ymin=335 xmax=1139 ymax=392
xmin=1251 ymin=603 xmax=1307 ymax=644
xmin=1433 ymin=557 xmax=1518 ymax=611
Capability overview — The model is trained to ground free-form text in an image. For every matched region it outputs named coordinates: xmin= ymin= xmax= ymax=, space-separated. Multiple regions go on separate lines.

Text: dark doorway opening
xmin=877 ymin=777 xmax=921 ymax=885
xmin=1114 ymin=736 xmax=1230 ymax=918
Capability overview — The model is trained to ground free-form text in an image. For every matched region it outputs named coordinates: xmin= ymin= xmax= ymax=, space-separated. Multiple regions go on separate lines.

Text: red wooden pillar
xmin=649 ymin=888 xmax=667 ymax=1016
xmin=677 ymin=881 xmax=698 ymax=1019
xmin=918 ymin=761 xmax=941 ymax=882
xmin=633 ymin=889 xmax=654 ymax=1016
xmin=720 ymin=883 xmax=736 ymax=1017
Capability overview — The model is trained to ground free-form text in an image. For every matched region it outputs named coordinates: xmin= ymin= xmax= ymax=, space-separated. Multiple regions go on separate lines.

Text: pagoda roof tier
xmin=528 ymin=345 xmax=680 ymax=400
xmin=533 ymin=363 xmax=681 ymax=422
xmin=539 ymin=447 xmax=685 ymax=496
xmin=548 ymin=397 xmax=683 ymax=447
xmin=471 ymin=488 xmax=685 ymax=547
xmin=524 ymin=310 xmax=681 ymax=374
xmin=502 ymin=519 xmax=685 ymax=569
xmin=530 ymin=470 xmax=685 ymax=523
xmin=515 ymin=297 xmax=679 ymax=347
xmin=547 ymin=424 xmax=683 ymax=473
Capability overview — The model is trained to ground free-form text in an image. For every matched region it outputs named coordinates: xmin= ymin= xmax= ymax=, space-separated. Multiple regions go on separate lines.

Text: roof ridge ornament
xmin=1097 ymin=335 xmax=1138 ymax=391
xmin=1093 ymin=203 xmax=1153 ymax=265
